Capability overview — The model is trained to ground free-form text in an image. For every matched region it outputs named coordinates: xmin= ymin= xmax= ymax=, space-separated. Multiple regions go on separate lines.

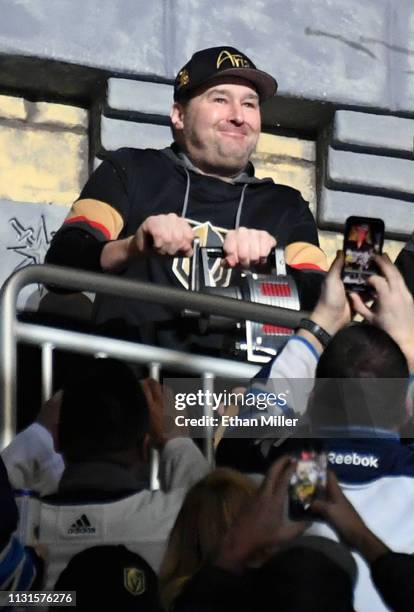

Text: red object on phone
xmin=341 ymin=216 xmax=384 ymax=295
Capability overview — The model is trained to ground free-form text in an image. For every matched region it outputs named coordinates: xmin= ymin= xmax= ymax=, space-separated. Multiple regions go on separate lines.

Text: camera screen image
xmin=289 ymin=450 xmax=327 ymax=513
xmin=342 ymin=220 xmax=384 ymax=292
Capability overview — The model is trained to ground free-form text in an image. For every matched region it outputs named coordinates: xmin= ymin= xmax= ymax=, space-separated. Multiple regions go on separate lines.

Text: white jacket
xmin=39 ymin=437 xmax=209 ymax=589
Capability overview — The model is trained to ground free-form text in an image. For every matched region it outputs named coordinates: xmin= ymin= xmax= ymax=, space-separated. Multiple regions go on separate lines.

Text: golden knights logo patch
xmin=172 ymin=220 xmax=232 ymax=289
xmin=124 ymin=567 xmax=146 ymax=596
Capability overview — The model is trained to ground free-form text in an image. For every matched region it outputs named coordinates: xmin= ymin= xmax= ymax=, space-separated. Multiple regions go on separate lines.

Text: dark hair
xmin=58 ymin=359 xmax=149 ymax=461
xmin=256 ymin=546 xmax=355 ymax=612
xmin=309 ymin=323 xmax=409 ymax=430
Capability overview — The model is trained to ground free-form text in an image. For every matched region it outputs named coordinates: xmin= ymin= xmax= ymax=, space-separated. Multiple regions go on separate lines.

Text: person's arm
xmin=0 ymin=457 xmax=43 ymax=591
xmin=158 ymin=437 xmax=210 ymax=492
xmin=46 ymin=152 xmax=195 ymax=275
xmin=1 ymin=391 xmax=64 ymax=497
xmin=46 ymin=154 xmax=129 ymax=273
xmin=1 ymin=423 xmax=64 ymax=496
xmin=284 ymin=195 xmax=328 ymax=272
xmin=296 ymin=251 xmax=352 ymax=353
xmin=140 ymin=377 xmax=209 ymax=490
xmin=242 ymin=252 xmax=351 ymax=419
xmin=216 ymin=456 xmax=307 ymax=573
xmin=100 ymin=212 xmax=195 ymax=272
xmin=0 ymin=537 xmax=42 ymax=592
xmin=311 ymin=470 xmax=389 ymax=564
xmin=312 ymin=470 xmax=414 ymax=612
xmin=395 ymin=231 xmax=414 ymax=297
xmin=255 ymin=251 xmax=350 ymax=366
xmin=138 ymin=377 xmax=210 ymax=492
xmin=371 ymin=551 xmax=414 ymax=612
xmin=286 ymin=242 xmax=328 ymax=271
xmin=351 ymin=254 xmax=414 ymax=371
xmin=48 ymin=211 xmax=196 ymax=274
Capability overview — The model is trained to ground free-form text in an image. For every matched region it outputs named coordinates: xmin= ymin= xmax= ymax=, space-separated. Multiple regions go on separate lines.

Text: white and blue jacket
xmin=252 ymin=335 xmax=414 ymax=612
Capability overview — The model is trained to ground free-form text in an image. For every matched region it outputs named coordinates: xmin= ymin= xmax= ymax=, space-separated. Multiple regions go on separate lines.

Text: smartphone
xmin=288 ymin=449 xmax=327 ymax=520
xmin=341 ymin=216 xmax=385 ymax=294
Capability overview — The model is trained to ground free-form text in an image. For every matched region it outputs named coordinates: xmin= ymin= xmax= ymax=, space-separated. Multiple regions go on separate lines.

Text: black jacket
xmin=46 ymin=145 xmax=321 ymax=351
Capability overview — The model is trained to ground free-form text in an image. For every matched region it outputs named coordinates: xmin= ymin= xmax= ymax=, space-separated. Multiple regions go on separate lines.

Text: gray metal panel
xmin=333 ymin=111 xmax=414 ymax=156
xmin=318 ymin=188 xmax=414 ymax=238
xmin=99 ymin=116 xmax=172 ymax=153
xmin=107 ymin=78 xmax=173 ymax=117
xmin=327 ymin=147 xmax=414 ymax=198
xmin=0 ymin=199 xmax=67 ymax=309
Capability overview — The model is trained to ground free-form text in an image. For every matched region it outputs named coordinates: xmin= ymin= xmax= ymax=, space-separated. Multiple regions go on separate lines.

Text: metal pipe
xmin=0 ymin=265 xmax=19 ymax=449
xmin=15 ymin=322 xmax=259 ymax=378
xmin=3 ymin=265 xmax=306 ymax=327
xmin=202 ymin=372 xmax=215 ymax=468
xmin=41 ymin=343 xmax=54 ymax=404
xmin=149 ymin=362 xmax=161 ymax=491
xmin=149 ymin=363 xmax=161 ymax=380
xmin=0 ymin=263 xmax=306 ymax=449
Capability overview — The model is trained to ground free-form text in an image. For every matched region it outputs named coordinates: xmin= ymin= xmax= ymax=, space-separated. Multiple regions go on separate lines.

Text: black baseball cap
xmin=174 ymin=46 xmax=277 ymax=102
xmin=54 ymin=545 xmax=161 ymax=611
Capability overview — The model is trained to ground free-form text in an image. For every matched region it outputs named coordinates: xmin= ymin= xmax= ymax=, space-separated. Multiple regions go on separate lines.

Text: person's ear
xmin=170 ymin=102 xmax=185 ymax=131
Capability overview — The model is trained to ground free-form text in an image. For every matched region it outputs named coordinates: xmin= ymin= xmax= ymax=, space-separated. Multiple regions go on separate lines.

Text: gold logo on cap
xmin=124 ymin=567 xmax=146 ymax=596
xmin=217 ymin=50 xmax=250 ymax=69
xmin=177 ymin=68 xmax=189 ymax=88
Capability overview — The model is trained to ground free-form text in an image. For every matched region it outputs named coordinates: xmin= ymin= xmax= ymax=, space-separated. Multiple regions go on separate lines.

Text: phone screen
xmin=342 ymin=216 xmax=384 ymax=294
xmin=288 ymin=449 xmax=327 ymax=520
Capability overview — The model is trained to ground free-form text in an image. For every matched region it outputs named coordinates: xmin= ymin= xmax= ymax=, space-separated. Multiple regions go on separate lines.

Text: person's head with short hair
xmin=58 ymin=359 xmax=150 ymax=465
xmin=159 ymin=468 xmax=257 ymax=610
xmin=53 ymin=545 xmax=161 ymax=611
xmin=309 ymin=323 xmax=410 ymax=431
xmin=256 ymin=537 xmax=356 ymax=612
xmin=170 ymin=46 xmax=277 ymax=179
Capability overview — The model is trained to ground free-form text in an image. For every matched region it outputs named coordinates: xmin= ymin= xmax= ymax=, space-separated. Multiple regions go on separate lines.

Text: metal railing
xmin=0 ymin=264 xmax=306 ymax=464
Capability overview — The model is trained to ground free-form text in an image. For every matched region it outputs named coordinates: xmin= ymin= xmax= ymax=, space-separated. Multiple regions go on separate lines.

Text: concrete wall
xmin=0 ymin=94 xmax=88 ymax=307
xmin=1 ymin=0 xmax=414 ymax=114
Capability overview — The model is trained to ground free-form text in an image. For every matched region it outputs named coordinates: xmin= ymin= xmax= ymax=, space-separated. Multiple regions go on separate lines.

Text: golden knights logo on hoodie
xmin=172 ymin=220 xmax=232 ymax=289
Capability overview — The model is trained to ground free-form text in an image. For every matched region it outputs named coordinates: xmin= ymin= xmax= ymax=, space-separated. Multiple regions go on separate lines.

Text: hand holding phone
xmin=289 ymin=448 xmax=327 ymax=520
xmin=341 ymin=216 xmax=385 ymax=296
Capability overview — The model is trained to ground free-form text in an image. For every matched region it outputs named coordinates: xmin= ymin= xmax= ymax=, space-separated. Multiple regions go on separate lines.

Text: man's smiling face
xmin=171 ymin=76 xmax=261 ymax=179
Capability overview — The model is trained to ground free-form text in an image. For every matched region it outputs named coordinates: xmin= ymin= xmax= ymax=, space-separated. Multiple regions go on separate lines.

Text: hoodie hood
xmin=161 ymin=143 xmax=273 ymax=228
xmin=161 ymin=142 xmax=273 ymax=185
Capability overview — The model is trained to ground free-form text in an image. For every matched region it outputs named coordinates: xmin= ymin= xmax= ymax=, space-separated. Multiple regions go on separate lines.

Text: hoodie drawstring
xmin=180 ymin=169 xmax=248 ymax=231
xmin=180 ymin=168 xmax=191 ymax=219
xmin=235 ymin=184 xmax=248 ymax=229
